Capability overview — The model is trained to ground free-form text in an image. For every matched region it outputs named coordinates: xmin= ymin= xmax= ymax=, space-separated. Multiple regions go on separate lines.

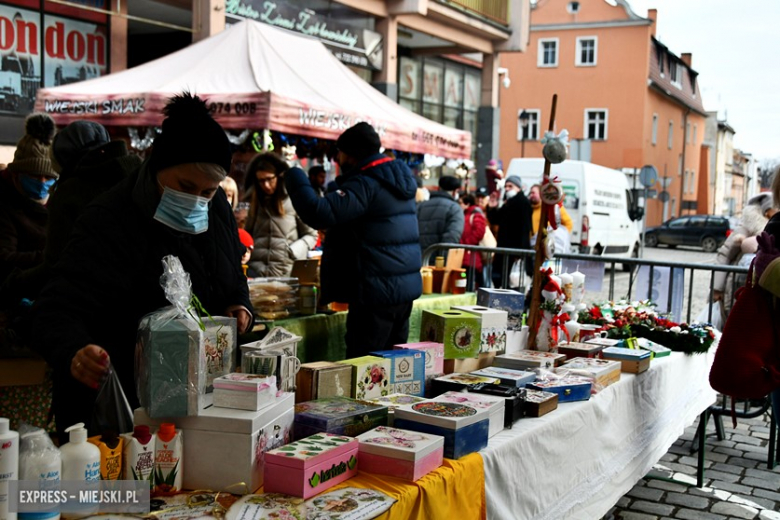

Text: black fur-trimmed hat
xmin=149 ymin=92 xmax=232 ymax=173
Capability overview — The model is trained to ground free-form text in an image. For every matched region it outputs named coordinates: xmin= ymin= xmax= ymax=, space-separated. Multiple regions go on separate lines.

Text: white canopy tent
xmin=35 ymin=20 xmax=471 ymax=158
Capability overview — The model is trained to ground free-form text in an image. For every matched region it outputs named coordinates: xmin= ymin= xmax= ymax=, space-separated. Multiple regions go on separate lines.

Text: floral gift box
xmin=357 ymin=426 xmax=444 ymax=481
xmin=337 ymin=356 xmax=392 ymax=401
xmin=293 ymin=397 xmax=388 ymax=440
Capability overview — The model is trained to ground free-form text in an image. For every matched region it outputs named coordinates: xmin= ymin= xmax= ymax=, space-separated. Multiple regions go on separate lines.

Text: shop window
xmin=584 ymin=109 xmax=608 ymax=140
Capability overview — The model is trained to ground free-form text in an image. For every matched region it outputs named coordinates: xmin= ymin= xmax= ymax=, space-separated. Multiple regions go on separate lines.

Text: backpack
xmin=709 ymin=261 xmax=780 ymax=400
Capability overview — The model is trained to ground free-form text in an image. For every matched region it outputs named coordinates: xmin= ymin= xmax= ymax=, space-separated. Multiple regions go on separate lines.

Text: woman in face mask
xmin=0 ymin=113 xmax=57 ymax=286
xmin=29 ymin=93 xmax=254 ymax=438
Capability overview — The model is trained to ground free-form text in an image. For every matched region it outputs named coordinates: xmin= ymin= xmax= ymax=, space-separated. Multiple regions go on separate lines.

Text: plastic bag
xmin=135 ymin=256 xmax=237 ymax=418
xmin=91 ymin=364 xmax=133 ymax=435
xmin=695 ymin=301 xmax=723 ymax=330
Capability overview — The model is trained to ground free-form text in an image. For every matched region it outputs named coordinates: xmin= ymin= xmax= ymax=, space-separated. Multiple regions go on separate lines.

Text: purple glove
xmin=754 ymin=231 xmax=780 ymax=280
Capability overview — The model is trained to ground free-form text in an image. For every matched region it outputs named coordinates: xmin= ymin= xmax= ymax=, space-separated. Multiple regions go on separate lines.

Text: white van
xmin=505 ymin=159 xmax=642 ymax=265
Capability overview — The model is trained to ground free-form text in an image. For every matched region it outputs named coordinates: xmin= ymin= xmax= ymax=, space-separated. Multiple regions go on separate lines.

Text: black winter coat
xmin=0 ymin=172 xmax=47 ymax=286
xmin=285 ymin=154 xmax=422 ymax=306
xmin=417 ymin=191 xmax=465 ymax=255
xmin=488 ymin=192 xmax=534 ymax=276
xmin=30 ymin=161 xmax=252 ymax=436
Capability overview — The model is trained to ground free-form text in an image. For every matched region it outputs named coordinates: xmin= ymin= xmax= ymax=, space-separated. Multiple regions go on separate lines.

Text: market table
xmin=268 ymin=293 xmax=477 ymax=363
xmin=315 ymin=350 xmax=714 ymax=520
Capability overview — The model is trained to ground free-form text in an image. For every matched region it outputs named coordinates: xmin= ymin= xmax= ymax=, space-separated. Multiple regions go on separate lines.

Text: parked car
xmin=644 ymin=215 xmax=730 ymax=252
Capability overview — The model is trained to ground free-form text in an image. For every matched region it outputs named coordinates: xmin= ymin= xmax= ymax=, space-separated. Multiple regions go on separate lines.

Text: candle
xmin=572 ymin=270 xmax=586 ymax=305
xmin=564 ymin=319 xmax=581 ymax=343
xmin=560 ymin=272 xmax=573 ymax=303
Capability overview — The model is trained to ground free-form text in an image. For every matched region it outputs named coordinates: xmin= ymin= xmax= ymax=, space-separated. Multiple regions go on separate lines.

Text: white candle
xmin=572 ymin=270 xmax=585 ymax=288
xmin=572 ymin=270 xmax=586 ymax=306
xmin=564 ymin=319 xmax=581 ymax=343
xmin=560 ymin=272 xmax=573 ymax=303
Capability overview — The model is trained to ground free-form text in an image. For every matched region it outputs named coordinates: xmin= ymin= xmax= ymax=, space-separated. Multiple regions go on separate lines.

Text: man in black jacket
xmin=30 ymin=94 xmax=253 ymax=437
xmin=285 ymin=123 xmax=422 ymax=358
xmin=488 ymin=175 xmax=533 ymax=287
xmin=417 ymin=175 xmax=465 ymax=262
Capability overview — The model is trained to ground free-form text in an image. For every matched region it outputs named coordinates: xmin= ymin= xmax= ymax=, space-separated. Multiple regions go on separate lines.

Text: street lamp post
xmin=519 ymin=110 xmax=530 ymax=158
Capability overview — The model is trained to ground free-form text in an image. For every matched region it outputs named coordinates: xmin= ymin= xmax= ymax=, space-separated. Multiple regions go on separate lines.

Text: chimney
xmin=681 ymin=53 xmax=692 ymax=68
xmin=647 ymin=9 xmax=657 ymax=37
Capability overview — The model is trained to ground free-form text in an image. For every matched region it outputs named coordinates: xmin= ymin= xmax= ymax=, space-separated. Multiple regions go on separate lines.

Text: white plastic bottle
xmin=0 ymin=418 xmax=19 ymax=520
xmin=59 ymin=424 xmax=100 ymax=482
xmin=19 ymin=429 xmax=61 ymax=520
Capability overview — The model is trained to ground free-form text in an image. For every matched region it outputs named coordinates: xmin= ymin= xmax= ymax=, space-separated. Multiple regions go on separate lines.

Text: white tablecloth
xmin=482 ymin=351 xmax=716 ymax=520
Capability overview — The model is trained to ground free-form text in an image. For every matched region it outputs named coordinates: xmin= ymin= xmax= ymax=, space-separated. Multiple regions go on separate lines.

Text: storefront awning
xmin=34 ymin=20 xmax=472 ymax=159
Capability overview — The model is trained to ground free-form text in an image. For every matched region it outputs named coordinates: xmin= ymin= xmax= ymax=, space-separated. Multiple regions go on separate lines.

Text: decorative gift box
xmin=370 ymin=349 xmax=426 ymax=397
xmin=601 ymin=346 xmax=652 ymax=374
xmin=451 ymin=305 xmax=508 ymax=353
xmin=295 ymin=361 xmax=353 ymax=403
xmin=368 ymin=394 xmax=428 ymax=426
xmin=213 ymin=373 xmax=277 ymax=411
xmin=338 ymin=356 xmax=392 ymax=400
xmin=443 ymin=353 xmax=497 ymax=375
xmin=136 ymin=315 xmax=236 ymax=417
xmin=394 ymin=341 xmax=444 ymax=376
xmin=433 ymin=391 xmax=505 ymax=438
xmin=430 ymin=373 xmax=500 ymax=397
xmin=557 ymin=342 xmax=604 ymax=360
xmin=476 ymin=288 xmax=525 ymax=331
xmin=583 ymin=337 xmax=622 ymax=349
xmin=133 ymin=392 xmax=294 ymax=491
xmin=526 ymin=375 xmax=593 ymax=403
xmin=635 ymin=338 xmax=672 ymax=358
xmin=264 ymin=433 xmax=358 ymax=499
xmin=523 ymin=389 xmax=559 ymax=417
xmin=357 ymin=426 xmax=444 ymax=482
xmin=241 ymin=327 xmax=301 ymax=393
xmin=560 ymin=358 xmax=621 ymax=389
xmin=393 ymin=401 xmax=490 ymax=459
xmin=293 ymin=397 xmax=388 ymax=439
xmin=469 ymin=383 xmax=526 ymax=428
xmin=494 ymin=350 xmax=566 ymax=370
xmin=470 ymin=367 xmax=536 ymax=388
xmin=419 ymin=310 xmax=481 ymax=359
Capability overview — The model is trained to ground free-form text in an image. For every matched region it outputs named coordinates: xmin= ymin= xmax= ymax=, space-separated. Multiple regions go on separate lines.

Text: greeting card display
xmin=393 ymin=401 xmax=490 ymax=459
xmin=293 ymin=397 xmax=387 ymax=439
xmin=264 ymin=433 xmax=358 ymax=499
xmin=419 ymin=310 xmax=481 ymax=359
xmin=357 ymin=426 xmax=444 ymax=481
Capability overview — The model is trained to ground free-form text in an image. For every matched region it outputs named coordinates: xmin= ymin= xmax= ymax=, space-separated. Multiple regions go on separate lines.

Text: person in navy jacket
xmin=285 ymin=123 xmax=422 ymax=357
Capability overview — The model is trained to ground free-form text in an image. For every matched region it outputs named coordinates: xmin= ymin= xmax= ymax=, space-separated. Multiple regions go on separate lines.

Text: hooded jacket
xmin=30 ymin=161 xmax=252 ymax=435
xmin=246 ymin=196 xmax=317 ymax=278
xmin=285 ymin=154 xmax=422 ymax=306
xmin=417 ymin=191 xmax=465 ymax=255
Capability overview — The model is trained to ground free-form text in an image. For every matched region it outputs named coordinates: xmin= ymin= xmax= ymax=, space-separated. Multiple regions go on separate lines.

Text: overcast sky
xmin=625 ymin=0 xmax=780 ymax=162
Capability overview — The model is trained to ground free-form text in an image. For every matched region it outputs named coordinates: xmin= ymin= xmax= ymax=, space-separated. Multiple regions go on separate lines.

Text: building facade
xmin=497 ymin=0 xmax=707 ymax=227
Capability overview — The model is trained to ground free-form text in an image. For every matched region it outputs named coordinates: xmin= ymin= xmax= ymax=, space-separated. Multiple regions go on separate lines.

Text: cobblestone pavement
xmin=608 ymin=410 xmax=780 ymax=520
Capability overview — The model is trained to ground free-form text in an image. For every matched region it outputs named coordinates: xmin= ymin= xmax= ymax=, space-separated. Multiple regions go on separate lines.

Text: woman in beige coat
xmin=245 ymin=153 xmax=317 ymax=277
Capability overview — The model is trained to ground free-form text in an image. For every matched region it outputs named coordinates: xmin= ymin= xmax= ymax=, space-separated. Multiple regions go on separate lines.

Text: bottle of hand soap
xmin=60 ymin=423 xmax=100 ymax=482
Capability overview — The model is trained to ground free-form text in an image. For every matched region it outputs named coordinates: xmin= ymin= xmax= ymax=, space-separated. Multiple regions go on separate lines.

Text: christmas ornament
xmin=541 ymin=129 xmax=569 ymax=164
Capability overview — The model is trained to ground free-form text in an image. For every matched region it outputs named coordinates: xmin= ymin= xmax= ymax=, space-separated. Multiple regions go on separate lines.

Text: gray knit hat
xmin=748 ymin=192 xmax=773 ymax=214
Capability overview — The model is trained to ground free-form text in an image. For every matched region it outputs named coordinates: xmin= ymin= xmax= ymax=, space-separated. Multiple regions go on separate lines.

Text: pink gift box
xmin=393 ymin=342 xmax=444 ymax=376
xmin=264 ymin=433 xmax=358 ymax=499
xmin=357 ymin=426 xmax=444 ymax=482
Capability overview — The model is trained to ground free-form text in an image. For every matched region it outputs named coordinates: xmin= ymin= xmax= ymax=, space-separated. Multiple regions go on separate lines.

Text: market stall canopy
xmin=35 ymin=20 xmax=471 ymax=158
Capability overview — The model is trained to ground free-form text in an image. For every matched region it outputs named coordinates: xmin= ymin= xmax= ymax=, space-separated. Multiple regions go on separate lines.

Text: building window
xmin=584 ymin=109 xmax=608 ymax=140
xmin=576 ymin=37 xmax=597 ymax=66
xmin=668 ymin=120 xmax=674 ymax=149
xmin=517 ymin=109 xmax=541 ymax=141
xmin=686 ymin=123 xmax=691 ymax=144
xmin=689 ymin=170 xmax=696 ymax=193
xmin=651 ymin=113 xmax=658 ymax=145
xmin=693 ymin=124 xmax=698 ymax=145
xmin=659 ymin=51 xmax=665 ymax=76
xmin=670 ymin=62 xmax=683 ymax=89
xmin=538 ymin=38 xmax=559 ymax=67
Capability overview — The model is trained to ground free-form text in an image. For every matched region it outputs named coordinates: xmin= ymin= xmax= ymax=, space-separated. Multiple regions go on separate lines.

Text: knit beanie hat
xmin=52 ymin=121 xmax=110 ymax=174
xmin=7 ymin=113 xmax=57 ymax=178
xmin=748 ymin=193 xmax=773 ymax=215
xmin=336 ymin=122 xmax=381 ymax=160
xmin=439 ymin=175 xmax=462 ymax=192
xmin=149 ymin=93 xmax=232 ymax=173
xmin=504 ymin=175 xmax=523 ymax=190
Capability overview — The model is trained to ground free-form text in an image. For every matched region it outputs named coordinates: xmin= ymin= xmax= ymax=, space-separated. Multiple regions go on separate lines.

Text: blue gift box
xmin=393 ymin=401 xmax=490 ymax=459
xmin=470 ymin=367 xmax=537 ymax=388
xmin=526 ymin=376 xmax=593 ymax=403
xmin=370 ymin=349 xmax=426 ymax=397
xmin=476 ymin=288 xmax=525 ymax=331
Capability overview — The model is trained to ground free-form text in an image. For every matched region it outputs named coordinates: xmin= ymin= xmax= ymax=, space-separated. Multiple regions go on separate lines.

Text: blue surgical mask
xmin=154 ymin=186 xmax=210 ymax=234
xmin=20 ymin=175 xmax=56 ymax=200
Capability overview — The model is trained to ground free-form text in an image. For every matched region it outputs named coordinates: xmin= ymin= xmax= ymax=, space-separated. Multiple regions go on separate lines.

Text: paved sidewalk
xmin=608 ymin=411 xmax=780 ymax=520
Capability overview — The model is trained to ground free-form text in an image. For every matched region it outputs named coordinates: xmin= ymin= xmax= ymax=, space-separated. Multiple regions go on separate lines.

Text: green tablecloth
xmin=270 ymin=293 xmax=477 ymax=363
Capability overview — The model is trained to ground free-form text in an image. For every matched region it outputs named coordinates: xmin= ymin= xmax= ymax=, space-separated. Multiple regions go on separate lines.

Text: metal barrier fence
xmin=422 ymin=243 xmax=749 ymax=325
